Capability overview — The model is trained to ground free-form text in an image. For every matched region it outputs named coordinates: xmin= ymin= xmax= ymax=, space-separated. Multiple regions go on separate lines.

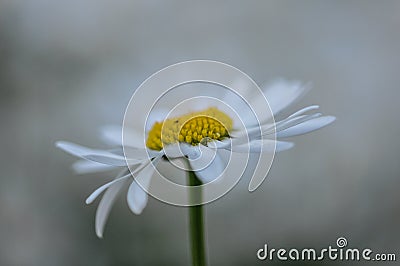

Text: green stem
xmin=188 ymin=170 xmax=207 ymax=266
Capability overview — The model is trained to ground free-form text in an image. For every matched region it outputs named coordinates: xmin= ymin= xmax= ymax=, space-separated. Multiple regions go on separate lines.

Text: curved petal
xmin=286 ymin=105 xmax=319 ymax=119
xmin=275 ymin=141 xmax=295 ymax=152
xmin=56 ymin=141 xmax=128 ymax=166
xmin=274 ymin=114 xmax=321 ymax=133
xmin=259 ymin=113 xmax=322 ymax=138
xmin=95 ymin=171 xmax=130 ymax=238
xmin=188 ymin=145 xmax=225 ymax=183
xmin=85 ymin=173 xmax=131 ymax=204
xmin=277 ymin=116 xmax=336 ymax=138
xmin=83 ymin=154 xmax=134 ymax=167
xmin=56 ymin=141 xmax=95 ymax=157
xmin=230 ymin=139 xmax=294 ymax=153
xmin=126 ymin=157 xmax=161 ymax=214
xmin=72 ymin=160 xmax=117 ymax=174
xmin=126 ymin=180 xmax=148 ymax=215
xmin=112 ymin=146 xmax=162 ymax=161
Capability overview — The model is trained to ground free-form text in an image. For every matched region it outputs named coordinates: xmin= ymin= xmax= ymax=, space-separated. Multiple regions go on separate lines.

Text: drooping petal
xmin=72 ymin=160 xmax=117 ymax=174
xmin=126 ymin=180 xmax=148 ymax=215
xmin=188 ymin=145 xmax=225 ymax=183
xmin=85 ymin=173 xmax=132 ymax=204
xmin=95 ymin=171 xmax=130 ymax=238
xmin=126 ymin=157 xmax=161 ymax=214
xmin=276 ymin=116 xmax=336 ymax=138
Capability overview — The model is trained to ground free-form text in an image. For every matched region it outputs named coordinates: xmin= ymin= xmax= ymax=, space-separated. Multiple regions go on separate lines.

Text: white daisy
xmin=56 ymin=79 xmax=335 ymax=237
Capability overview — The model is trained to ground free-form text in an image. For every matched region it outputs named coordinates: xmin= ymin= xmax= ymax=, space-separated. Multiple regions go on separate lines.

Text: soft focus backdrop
xmin=1 ymin=1 xmax=399 ymax=265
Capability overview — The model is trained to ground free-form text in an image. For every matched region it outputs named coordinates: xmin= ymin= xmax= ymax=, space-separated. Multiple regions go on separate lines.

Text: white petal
xmin=208 ymin=139 xmax=231 ymax=149
xmin=112 ymin=146 xmax=161 ymax=160
xmin=83 ymin=154 xmax=130 ymax=166
xmin=266 ymin=113 xmax=321 ymax=136
xmin=287 ymin=105 xmax=319 ymax=119
xmin=85 ymin=174 xmax=131 ymax=204
xmin=126 ymin=157 xmax=161 ymax=214
xmin=95 ymin=172 xmax=129 ymax=238
xmin=72 ymin=160 xmax=117 ymax=174
xmin=163 ymin=142 xmax=200 ymax=160
xmin=133 ymin=148 xmax=162 ymax=159
xmin=236 ymin=124 xmax=272 ymax=143
xmin=163 ymin=143 xmax=190 ymax=159
xmin=275 ymin=141 xmax=295 ymax=152
xmin=126 ymin=181 xmax=148 ymax=215
xmin=188 ymin=145 xmax=225 ymax=183
xmin=230 ymin=139 xmax=269 ymax=153
xmin=56 ymin=141 xmax=128 ymax=166
xmin=263 ymin=79 xmax=310 ymax=115
xmin=275 ymin=114 xmax=316 ymax=132
xmin=56 ymin=141 xmax=94 ymax=157
xmin=229 ymin=139 xmax=293 ymax=153
xmin=277 ymin=116 xmax=336 ymax=138
xmin=235 ymin=109 xmax=320 ymax=140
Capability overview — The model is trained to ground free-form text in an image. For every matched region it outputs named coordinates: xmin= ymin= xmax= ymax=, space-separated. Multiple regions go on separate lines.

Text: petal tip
xmin=55 ymin=140 xmax=66 ymax=149
xmin=96 ymin=230 xmax=104 ymax=239
xmin=248 ymin=180 xmax=263 ymax=192
xmin=128 ymin=204 xmax=144 ymax=215
xmin=327 ymin=116 xmax=336 ymax=123
xmin=275 ymin=141 xmax=295 ymax=152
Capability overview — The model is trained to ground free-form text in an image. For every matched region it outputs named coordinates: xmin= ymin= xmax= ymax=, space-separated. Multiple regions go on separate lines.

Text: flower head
xmin=56 ymin=79 xmax=335 ymax=237
xmin=146 ymin=107 xmax=233 ymax=150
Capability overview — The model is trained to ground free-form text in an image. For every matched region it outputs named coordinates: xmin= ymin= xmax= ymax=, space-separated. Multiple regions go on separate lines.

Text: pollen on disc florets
xmin=146 ymin=107 xmax=233 ymax=151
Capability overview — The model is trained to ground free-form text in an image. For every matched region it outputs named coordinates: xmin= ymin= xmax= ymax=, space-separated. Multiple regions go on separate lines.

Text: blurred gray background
xmin=1 ymin=1 xmax=399 ymax=265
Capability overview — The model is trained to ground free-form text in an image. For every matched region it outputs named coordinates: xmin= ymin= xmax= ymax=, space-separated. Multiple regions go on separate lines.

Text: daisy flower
xmin=56 ymin=79 xmax=334 ymax=238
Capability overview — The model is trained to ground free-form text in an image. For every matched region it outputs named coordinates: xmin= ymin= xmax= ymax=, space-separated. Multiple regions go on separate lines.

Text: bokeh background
xmin=1 ymin=1 xmax=399 ymax=265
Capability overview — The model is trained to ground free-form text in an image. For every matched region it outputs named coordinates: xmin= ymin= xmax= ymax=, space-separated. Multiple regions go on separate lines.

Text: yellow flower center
xmin=146 ymin=107 xmax=233 ymax=151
